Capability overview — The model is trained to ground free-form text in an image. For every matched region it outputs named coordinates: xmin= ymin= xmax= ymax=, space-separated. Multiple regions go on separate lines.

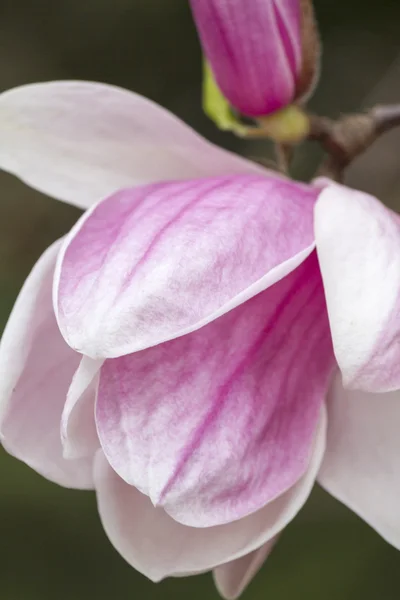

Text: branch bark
xmin=308 ymin=104 xmax=400 ymax=181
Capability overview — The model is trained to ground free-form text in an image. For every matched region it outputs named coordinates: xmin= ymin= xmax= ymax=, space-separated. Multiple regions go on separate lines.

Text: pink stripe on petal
xmin=94 ymin=413 xmax=325 ymax=581
xmin=55 ymin=175 xmax=318 ymax=358
xmin=315 ymin=183 xmax=400 ymax=392
xmin=0 ymin=240 xmax=93 ymax=489
xmin=96 ymin=253 xmax=334 ymax=527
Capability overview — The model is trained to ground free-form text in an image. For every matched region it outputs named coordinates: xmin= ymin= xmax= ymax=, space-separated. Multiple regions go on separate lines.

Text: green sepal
xmin=202 ymin=60 xmax=246 ymax=135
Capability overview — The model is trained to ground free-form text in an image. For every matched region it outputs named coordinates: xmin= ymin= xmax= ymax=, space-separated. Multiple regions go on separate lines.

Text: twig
xmin=274 ymin=143 xmax=294 ymax=175
xmin=371 ymin=104 xmax=400 ymax=134
xmin=308 ymin=110 xmax=385 ymax=181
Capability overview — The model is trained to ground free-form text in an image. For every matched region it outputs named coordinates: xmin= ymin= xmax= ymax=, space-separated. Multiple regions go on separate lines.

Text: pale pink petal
xmin=94 ymin=411 xmax=325 ymax=581
xmin=55 ymin=175 xmax=318 ymax=358
xmin=0 ymin=240 xmax=93 ymax=488
xmin=0 ymin=81 xmax=270 ymax=209
xmin=213 ymin=538 xmax=277 ymax=599
xmin=96 ymin=253 xmax=334 ymax=527
xmin=319 ymin=374 xmax=400 ymax=549
xmin=61 ymin=356 xmax=103 ymax=460
xmin=190 ymin=0 xmax=301 ymax=116
xmin=315 ymin=183 xmax=400 ymax=392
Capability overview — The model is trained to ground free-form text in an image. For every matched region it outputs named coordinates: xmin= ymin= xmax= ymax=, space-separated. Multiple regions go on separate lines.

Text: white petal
xmin=61 ymin=355 xmax=103 ymax=460
xmin=0 ymin=240 xmax=93 ymax=488
xmin=213 ymin=538 xmax=277 ymax=599
xmin=0 ymin=81 xmax=271 ymax=209
xmin=315 ymin=183 xmax=400 ymax=392
xmin=319 ymin=374 xmax=400 ymax=548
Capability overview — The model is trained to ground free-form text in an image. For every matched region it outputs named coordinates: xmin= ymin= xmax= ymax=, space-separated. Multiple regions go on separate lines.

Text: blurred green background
xmin=1 ymin=1 xmax=400 ymax=598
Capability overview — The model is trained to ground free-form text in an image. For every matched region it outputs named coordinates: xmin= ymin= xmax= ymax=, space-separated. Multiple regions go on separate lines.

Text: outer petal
xmin=94 ymin=411 xmax=325 ymax=582
xmin=315 ymin=183 xmax=400 ymax=392
xmin=190 ymin=0 xmax=301 ymax=116
xmin=55 ymin=175 xmax=318 ymax=358
xmin=96 ymin=253 xmax=334 ymax=527
xmin=318 ymin=374 xmax=400 ymax=549
xmin=213 ymin=538 xmax=277 ymax=599
xmin=0 ymin=81 xmax=270 ymax=209
xmin=0 ymin=240 xmax=93 ymax=488
xmin=61 ymin=356 xmax=103 ymax=460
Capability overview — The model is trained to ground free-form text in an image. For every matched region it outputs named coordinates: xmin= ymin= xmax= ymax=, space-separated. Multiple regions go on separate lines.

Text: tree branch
xmin=308 ymin=103 xmax=400 ymax=181
xmin=371 ymin=104 xmax=400 ymax=134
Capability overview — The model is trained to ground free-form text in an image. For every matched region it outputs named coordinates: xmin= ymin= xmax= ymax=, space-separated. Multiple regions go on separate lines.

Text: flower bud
xmin=190 ymin=0 xmax=320 ymax=118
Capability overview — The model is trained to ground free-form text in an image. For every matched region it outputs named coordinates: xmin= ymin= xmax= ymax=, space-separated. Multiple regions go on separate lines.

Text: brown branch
xmin=309 ymin=114 xmax=374 ymax=180
xmin=308 ymin=103 xmax=400 ymax=181
xmin=371 ymin=104 xmax=400 ymax=134
xmin=274 ymin=143 xmax=294 ymax=174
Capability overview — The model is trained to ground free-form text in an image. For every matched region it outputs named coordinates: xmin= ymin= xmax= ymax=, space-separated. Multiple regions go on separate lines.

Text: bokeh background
xmin=1 ymin=1 xmax=400 ymax=598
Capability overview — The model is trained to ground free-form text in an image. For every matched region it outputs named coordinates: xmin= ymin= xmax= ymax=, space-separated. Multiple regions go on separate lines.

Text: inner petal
xmin=96 ymin=252 xmax=334 ymax=528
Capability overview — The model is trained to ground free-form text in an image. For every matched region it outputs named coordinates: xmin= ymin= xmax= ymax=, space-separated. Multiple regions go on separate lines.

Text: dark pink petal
xmin=94 ymin=414 xmax=325 ymax=580
xmin=318 ymin=375 xmax=400 ymax=549
xmin=61 ymin=356 xmax=103 ymax=460
xmin=315 ymin=183 xmax=400 ymax=392
xmin=55 ymin=175 xmax=318 ymax=358
xmin=190 ymin=0 xmax=301 ymax=116
xmin=0 ymin=241 xmax=93 ymax=488
xmin=213 ymin=538 xmax=277 ymax=599
xmin=96 ymin=253 xmax=334 ymax=527
xmin=0 ymin=81 xmax=269 ymax=209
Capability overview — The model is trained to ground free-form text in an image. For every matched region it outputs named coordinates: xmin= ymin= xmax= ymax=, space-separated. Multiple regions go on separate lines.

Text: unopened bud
xmin=191 ymin=0 xmax=320 ymax=120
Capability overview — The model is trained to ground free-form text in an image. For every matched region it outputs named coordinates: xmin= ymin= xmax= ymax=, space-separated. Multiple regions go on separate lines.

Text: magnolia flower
xmin=1 ymin=81 xmax=400 ymax=600
xmin=189 ymin=0 xmax=320 ymax=117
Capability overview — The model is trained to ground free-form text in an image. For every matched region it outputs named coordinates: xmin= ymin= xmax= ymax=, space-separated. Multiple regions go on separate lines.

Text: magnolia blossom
xmin=190 ymin=0 xmax=319 ymax=117
xmin=1 ymin=81 xmax=400 ymax=599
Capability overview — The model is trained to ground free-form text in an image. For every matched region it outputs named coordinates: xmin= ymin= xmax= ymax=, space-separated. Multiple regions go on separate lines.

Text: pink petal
xmin=0 ymin=81 xmax=270 ymax=209
xmin=61 ymin=356 xmax=103 ymax=460
xmin=96 ymin=253 xmax=334 ymax=527
xmin=0 ymin=240 xmax=93 ymax=488
xmin=190 ymin=0 xmax=301 ymax=116
xmin=55 ymin=175 xmax=318 ymax=358
xmin=213 ymin=538 xmax=277 ymax=599
xmin=318 ymin=374 xmax=400 ymax=549
xmin=94 ymin=412 xmax=325 ymax=581
xmin=315 ymin=183 xmax=400 ymax=392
